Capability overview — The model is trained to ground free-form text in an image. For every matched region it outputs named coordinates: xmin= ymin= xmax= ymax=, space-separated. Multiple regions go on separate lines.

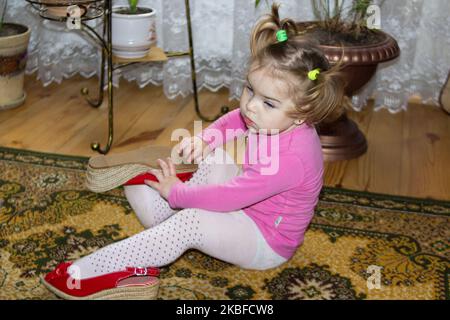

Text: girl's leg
xmin=124 ymin=185 xmax=179 ymax=229
xmin=124 ymin=146 xmax=241 ymax=229
xmin=69 ymin=208 xmax=268 ymax=280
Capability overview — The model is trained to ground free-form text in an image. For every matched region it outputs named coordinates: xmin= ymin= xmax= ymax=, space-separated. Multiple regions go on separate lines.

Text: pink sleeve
xmin=168 ymin=154 xmax=305 ymax=212
xmin=196 ymin=108 xmax=247 ymax=150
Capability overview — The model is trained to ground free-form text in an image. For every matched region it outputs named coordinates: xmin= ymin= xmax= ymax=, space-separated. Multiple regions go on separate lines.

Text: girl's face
xmin=240 ymin=65 xmax=299 ymax=134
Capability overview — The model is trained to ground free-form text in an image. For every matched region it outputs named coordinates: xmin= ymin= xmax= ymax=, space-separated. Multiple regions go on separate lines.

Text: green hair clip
xmin=276 ymin=29 xmax=288 ymax=42
xmin=308 ymin=68 xmax=321 ymax=81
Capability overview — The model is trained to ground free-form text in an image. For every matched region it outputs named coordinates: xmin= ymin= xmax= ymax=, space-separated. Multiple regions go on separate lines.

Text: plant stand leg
xmin=184 ymin=0 xmax=229 ymax=122
xmin=91 ymin=0 xmax=114 ymax=154
xmin=80 ymin=9 xmax=107 ymax=108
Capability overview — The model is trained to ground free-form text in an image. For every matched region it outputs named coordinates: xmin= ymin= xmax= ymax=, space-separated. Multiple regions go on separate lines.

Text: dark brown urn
xmin=298 ymin=22 xmax=400 ymax=161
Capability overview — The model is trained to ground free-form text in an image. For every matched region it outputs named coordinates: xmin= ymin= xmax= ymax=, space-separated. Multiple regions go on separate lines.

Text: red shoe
xmin=42 ymin=262 xmax=160 ymax=300
xmin=123 ymin=171 xmax=193 ymax=186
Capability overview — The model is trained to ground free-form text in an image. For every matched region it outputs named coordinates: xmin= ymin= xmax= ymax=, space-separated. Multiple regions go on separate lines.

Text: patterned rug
xmin=0 ymin=146 xmax=448 ymax=300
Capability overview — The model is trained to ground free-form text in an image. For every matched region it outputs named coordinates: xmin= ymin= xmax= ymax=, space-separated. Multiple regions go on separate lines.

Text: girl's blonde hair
xmin=250 ymin=3 xmax=346 ymax=125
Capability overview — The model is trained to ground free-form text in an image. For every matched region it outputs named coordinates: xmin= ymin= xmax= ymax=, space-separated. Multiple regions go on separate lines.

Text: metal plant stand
xmin=26 ymin=0 xmax=229 ymax=154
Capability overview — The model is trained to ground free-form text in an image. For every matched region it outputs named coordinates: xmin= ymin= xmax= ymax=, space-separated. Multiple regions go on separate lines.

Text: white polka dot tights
xmin=70 ymin=148 xmax=264 ymax=280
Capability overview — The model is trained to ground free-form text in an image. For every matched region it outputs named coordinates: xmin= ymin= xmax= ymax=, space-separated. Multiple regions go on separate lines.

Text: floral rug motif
xmin=0 ymin=147 xmax=449 ymax=300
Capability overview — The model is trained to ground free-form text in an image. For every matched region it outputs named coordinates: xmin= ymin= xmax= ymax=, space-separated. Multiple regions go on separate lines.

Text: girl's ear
xmin=294 ymin=119 xmax=304 ymax=125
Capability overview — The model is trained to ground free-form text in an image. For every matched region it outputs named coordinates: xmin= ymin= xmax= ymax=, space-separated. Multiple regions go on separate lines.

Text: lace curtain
xmin=6 ymin=0 xmax=450 ymax=112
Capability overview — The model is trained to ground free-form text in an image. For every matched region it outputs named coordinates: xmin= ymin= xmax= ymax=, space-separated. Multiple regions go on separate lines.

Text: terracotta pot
xmin=40 ymin=1 xmax=87 ymax=18
xmin=0 ymin=23 xmax=31 ymax=110
xmin=39 ymin=0 xmax=90 ymax=18
xmin=297 ymin=22 xmax=400 ymax=161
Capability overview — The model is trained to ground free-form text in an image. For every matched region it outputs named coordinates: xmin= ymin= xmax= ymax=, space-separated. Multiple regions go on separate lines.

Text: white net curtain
xmin=6 ymin=0 xmax=450 ymax=112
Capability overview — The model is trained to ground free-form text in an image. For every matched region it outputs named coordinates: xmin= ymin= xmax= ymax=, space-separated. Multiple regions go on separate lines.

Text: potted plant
xmin=112 ymin=0 xmax=157 ymax=59
xmin=256 ymin=1 xmax=400 ymax=161
xmin=0 ymin=0 xmax=31 ymax=110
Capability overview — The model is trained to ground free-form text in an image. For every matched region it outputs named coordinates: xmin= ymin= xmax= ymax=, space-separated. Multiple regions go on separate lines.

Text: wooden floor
xmin=1 ymin=75 xmax=449 ymax=201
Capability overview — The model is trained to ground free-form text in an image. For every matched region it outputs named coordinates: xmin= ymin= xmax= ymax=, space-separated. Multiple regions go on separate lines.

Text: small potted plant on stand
xmin=112 ymin=0 xmax=157 ymax=59
xmin=0 ymin=0 xmax=31 ymax=110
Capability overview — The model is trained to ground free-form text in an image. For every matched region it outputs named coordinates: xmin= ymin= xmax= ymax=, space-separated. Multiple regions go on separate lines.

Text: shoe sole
xmin=88 ymin=145 xmax=194 ymax=170
xmin=41 ymin=276 xmax=160 ymax=300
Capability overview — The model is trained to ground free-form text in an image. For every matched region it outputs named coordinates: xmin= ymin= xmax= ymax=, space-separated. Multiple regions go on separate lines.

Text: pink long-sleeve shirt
xmin=168 ymin=108 xmax=324 ymax=259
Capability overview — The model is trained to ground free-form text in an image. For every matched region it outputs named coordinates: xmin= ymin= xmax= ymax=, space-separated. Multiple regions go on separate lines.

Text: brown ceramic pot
xmin=297 ymin=22 xmax=400 ymax=161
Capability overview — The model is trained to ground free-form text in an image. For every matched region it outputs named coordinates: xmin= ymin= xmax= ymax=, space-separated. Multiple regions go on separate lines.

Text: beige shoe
xmin=85 ymin=135 xmax=248 ymax=193
xmin=85 ymin=145 xmax=198 ymax=193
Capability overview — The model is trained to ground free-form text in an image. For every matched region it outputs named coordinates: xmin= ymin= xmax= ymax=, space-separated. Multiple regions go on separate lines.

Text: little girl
xmin=44 ymin=4 xmax=344 ymax=298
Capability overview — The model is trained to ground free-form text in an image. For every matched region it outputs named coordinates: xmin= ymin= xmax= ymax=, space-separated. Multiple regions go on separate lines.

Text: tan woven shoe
xmin=85 ymin=145 xmax=198 ymax=193
xmin=85 ymin=134 xmax=248 ymax=193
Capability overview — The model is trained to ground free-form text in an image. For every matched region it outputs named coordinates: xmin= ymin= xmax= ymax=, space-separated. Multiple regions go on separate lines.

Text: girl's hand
xmin=144 ymin=158 xmax=181 ymax=200
xmin=175 ymin=136 xmax=212 ymax=164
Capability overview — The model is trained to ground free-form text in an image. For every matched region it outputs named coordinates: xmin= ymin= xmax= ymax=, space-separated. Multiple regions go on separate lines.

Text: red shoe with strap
xmin=42 ymin=262 xmax=160 ymax=300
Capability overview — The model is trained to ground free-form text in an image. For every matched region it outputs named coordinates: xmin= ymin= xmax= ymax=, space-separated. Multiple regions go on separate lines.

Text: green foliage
xmin=0 ymin=0 xmax=7 ymax=32
xmin=255 ymin=0 xmax=385 ymax=40
xmin=255 ymin=0 xmax=271 ymax=8
xmin=129 ymin=0 xmax=139 ymax=14
xmin=309 ymin=0 xmax=382 ymax=36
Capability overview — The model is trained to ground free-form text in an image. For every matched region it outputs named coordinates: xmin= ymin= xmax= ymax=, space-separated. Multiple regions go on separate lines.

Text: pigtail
xmin=290 ymin=63 xmax=346 ymax=125
xmin=250 ymin=4 xmax=298 ymax=58
xmin=313 ymin=66 xmax=346 ymax=123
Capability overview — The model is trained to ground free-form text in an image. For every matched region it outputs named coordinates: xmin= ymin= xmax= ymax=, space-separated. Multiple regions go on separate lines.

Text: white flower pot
xmin=112 ymin=6 xmax=156 ymax=59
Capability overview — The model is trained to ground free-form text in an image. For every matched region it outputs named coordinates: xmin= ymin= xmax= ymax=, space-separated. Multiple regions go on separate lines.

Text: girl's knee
xmin=176 ymin=208 xmax=202 ymax=220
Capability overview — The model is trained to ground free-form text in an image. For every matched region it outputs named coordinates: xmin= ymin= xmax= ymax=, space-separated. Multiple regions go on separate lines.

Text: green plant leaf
xmin=129 ymin=0 xmax=138 ymax=14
